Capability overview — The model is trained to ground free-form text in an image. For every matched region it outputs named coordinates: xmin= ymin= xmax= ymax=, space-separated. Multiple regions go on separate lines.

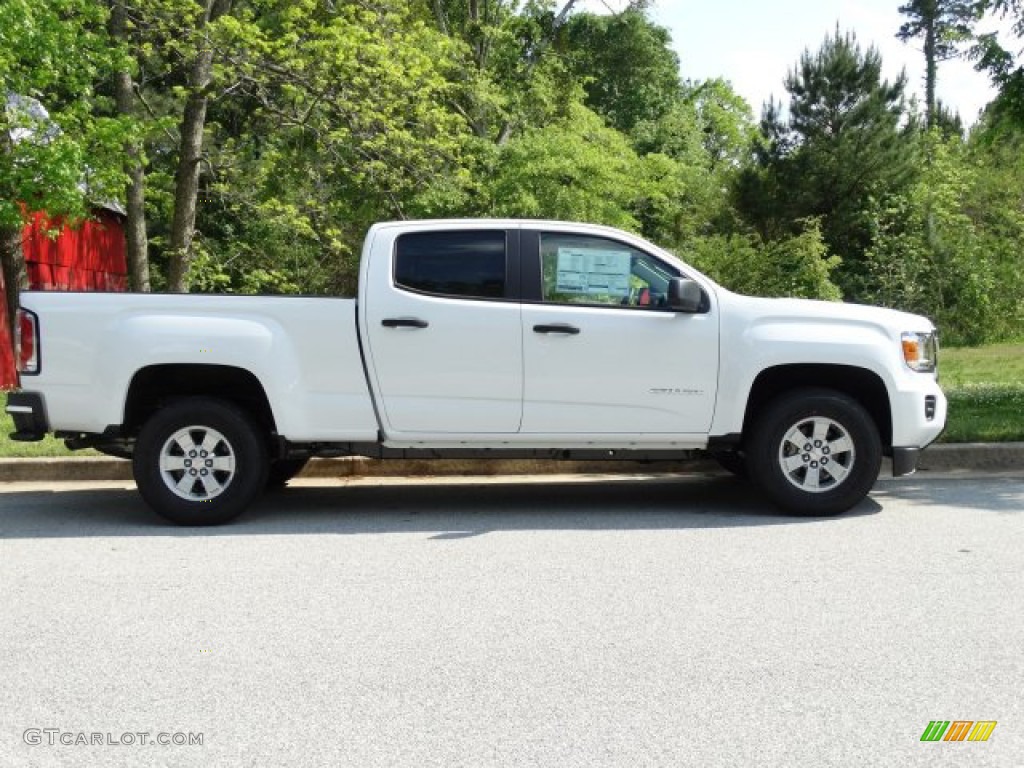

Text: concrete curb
xmin=0 ymin=443 xmax=1020 ymax=483
xmin=915 ymin=442 xmax=1024 ymax=472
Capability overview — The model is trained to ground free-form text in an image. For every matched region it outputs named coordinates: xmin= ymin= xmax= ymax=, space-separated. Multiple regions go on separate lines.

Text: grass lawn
xmin=0 ymin=413 xmax=99 ymax=458
xmin=939 ymin=342 xmax=1024 ymax=443
xmin=0 ymin=342 xmax=1020 ymax=457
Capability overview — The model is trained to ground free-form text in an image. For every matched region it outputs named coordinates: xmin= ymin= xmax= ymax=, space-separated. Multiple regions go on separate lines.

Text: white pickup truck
xmin=7 ymin=219 xmax=945 ymax=525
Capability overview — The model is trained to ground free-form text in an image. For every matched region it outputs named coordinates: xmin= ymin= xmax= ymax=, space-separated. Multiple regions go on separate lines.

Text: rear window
xmin=394 ymin=231 xmax=507 ymax=299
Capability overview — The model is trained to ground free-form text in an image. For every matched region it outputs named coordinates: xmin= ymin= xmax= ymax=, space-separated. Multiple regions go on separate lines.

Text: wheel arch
xmin=742 ymin=364 xmax=892 ymax=449
xmin=123 ymin=364 xmax=277 ymax=436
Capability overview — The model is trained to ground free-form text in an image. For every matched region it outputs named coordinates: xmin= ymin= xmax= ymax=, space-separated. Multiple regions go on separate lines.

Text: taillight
xmin=16 ymin=308 xmax=39 ymax=375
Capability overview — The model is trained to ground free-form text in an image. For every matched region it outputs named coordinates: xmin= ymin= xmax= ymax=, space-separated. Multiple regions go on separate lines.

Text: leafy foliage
xmin=560 ymin=8 xmax=683 ymax=134
xmin=897 ymin=0 xmax=980 ymax=126
xmin=147 ymin=0 xmax=471 ymax=294
xmin=685 ymin=220 xmax=842 ymax=301
xmin=864 ymin=131 xmax=990 ymax=343
xmin=0 ymin=0 xmax=137 ymax=337
xmin=4 ymin=1 xmax=1024 ymax=347
xmin=486 ymin=103 xmax=643 ymax=229
xmin=0 ymin=0 xmax=132 ymax=232
xmin=735 ymin=29 xmax=918 ymax=298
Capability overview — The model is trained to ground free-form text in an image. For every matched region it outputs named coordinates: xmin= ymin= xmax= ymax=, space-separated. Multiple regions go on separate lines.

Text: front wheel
xmin=747 ymin=388 xmax=881 ymax=516
xmin=132 ymin=397 xmax=269 ymax=526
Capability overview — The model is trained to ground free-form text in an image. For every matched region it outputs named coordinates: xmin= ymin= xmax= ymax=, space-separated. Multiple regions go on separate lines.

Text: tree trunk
xmin=167 ymin=89 xmax=209 ymax=292
xmin=468 ymin=0 xmax=486 ymax=69
xmin=109 ymin=2 xmax=151 ymax=292
xmin=0 ymin=116 xmax=28 ymax=342
xmin=924 ymin=19 xmax=937 ymax=128
xmin=1 ymin=226 xmax=28 ymax=343
xmin=167 ymin=0 xmax=233 ymax=293
xmin=124 ymin=161 xmax=150 ymax=291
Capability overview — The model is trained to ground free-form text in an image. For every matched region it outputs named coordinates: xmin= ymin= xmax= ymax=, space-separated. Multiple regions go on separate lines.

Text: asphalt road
xmin=1 ymin=471 xmax=1021 ymax=768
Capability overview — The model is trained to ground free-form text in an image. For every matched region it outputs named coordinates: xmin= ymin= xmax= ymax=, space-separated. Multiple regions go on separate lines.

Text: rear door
xmin=362 ymin=227 xmax=523 ymax=435
xmin=520 ymin=228 xmax=719 ymax=435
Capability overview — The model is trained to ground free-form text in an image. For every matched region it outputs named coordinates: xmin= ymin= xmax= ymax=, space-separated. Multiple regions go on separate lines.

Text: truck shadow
xmin=0 ymin=475 xmax=886 ymax=539
xmin=870 ymin=471 xmax=1024 ymax=513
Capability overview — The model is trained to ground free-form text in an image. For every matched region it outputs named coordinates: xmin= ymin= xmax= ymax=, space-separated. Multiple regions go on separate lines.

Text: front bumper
xmin=891 ymin=447 xmax=923 ymax=477
xmin=889 ymin=379 xmax=946 ymax=477
xmin=6 ymin=392 xmax=49 ymax=442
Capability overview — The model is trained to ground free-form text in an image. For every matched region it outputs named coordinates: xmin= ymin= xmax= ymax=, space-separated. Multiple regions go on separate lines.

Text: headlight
xmin=901 ymin=331 xmax=938 ymax=373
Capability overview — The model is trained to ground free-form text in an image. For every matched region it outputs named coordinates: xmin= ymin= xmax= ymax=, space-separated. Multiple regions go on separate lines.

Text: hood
xmin=718 ymin=289 xmax=936 ymax=335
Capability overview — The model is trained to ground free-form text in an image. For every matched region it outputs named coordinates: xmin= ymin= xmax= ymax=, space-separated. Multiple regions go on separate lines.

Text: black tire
xmin=747 ymin=388 xmax=881 ymax=516
xmin=266 ymin=457 xmax=309 ymax=488
xmin=711 ymin=449 xmax=748 ymax=479
xmin=132 ymin=397 xmax=269 ymax=526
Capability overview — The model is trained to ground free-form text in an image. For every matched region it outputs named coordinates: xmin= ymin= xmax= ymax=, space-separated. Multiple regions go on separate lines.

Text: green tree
xmin=483 ymin=100 xmax=734 ymax=249
xmin=686 ymin=79 xmax=759 ymax=174
xmin=420 ymin=1 xmax=583 ymax=144
xmin=932 ymin=99 xmax=966 ymax=138
xmin=963 ymin=118 xmax=1024 ymax=339
xmin=192 ymin=0 xmax=470 ymax=294
xmin=561 ymin=8 xmax=682 ymax=134
xmin=107 ymin=1 xmax=151 ymax=291
xmin=897 ymin=0 xmax=980 ymax=127
xmin=0 ymin=0 xmax=131 ymax=329
xmin=164 ymin=0 xmax=234 ymax=292
xmin=101 ymin=0 xmax=469 ymax=295
xmin=735 ymin=29 xmax=918 ymax=298
xmin=864 ymin=131 xmax=999 ymax=343
xmin=685 ymin=220 xmax=842 ymax=301
xmin=485 ymin=103 xmax=644 ymax=229
xmin=631 ymin=79 xmax=757 ymax=173
xmin=971 ymin=1 xmax=1024 ymax=123
xmin=95 ymin=0 xmax=244 ymax=292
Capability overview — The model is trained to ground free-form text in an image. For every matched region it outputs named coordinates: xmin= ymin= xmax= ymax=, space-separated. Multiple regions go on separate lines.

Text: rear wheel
xmin=747 ymin=388 xmax=881 ymax=516
xmin=132 ymin=397 xmax=269 ymax=526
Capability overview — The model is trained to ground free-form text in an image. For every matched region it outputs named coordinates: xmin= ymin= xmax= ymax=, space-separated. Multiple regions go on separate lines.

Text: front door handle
xmin=382 ymin=317 xmax=429 ymax=329
xmin=533 ymin=323 xmax=580 ymax=335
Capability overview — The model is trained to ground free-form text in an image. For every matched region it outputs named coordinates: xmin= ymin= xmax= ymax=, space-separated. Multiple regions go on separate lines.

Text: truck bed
xmin=18 ymin=291 xmax=379 ymax=441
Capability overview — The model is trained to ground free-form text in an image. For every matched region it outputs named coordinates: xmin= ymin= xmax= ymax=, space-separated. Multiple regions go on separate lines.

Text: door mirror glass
xmin=667 ymin=278 xmax=703 ymax=313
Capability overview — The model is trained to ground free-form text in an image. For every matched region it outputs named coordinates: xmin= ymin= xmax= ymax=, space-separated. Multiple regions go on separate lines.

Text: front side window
xmin=540 ymin=233 xmax=678 ymax=308
xmin=395 ymin=231 xmax=506 ymax=299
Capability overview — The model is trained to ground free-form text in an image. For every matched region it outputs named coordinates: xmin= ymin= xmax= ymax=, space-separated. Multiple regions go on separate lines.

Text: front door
xmin=520 ymin=229 xmax=719 ymax=435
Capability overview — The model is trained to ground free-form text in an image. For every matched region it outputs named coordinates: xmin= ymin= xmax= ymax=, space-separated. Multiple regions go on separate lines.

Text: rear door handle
xmin=533 ymin=323 xmax=580 ymax=335
xmin=382 ymin=317 xmax=429 ymax=329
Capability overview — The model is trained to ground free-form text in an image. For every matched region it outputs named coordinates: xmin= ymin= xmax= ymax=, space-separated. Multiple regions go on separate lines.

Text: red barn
xmin=21 ymin=206 xmax=128 ymax=292
xmin=0 ymin=206 xmax=128 ymax=389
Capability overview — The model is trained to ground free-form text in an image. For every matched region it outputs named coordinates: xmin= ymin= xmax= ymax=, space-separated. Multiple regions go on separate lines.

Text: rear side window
xmin=395 ymin=231 xmax=507 ymax=299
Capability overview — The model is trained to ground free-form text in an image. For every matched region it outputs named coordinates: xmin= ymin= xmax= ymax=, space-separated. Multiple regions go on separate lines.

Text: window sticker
xmin=555 ymin=247 xmax=632 ymax=297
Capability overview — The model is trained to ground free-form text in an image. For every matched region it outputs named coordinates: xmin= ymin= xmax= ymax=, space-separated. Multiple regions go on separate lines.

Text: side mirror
xmin=667 ymin=278 xmax=703 ymax=313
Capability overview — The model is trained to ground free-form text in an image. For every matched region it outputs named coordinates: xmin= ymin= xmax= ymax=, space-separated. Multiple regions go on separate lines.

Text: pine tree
xmin=735 ymin=29 xmax=919 ymax=299
xmin=897 ymin=0 xmax=980 ymax=127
